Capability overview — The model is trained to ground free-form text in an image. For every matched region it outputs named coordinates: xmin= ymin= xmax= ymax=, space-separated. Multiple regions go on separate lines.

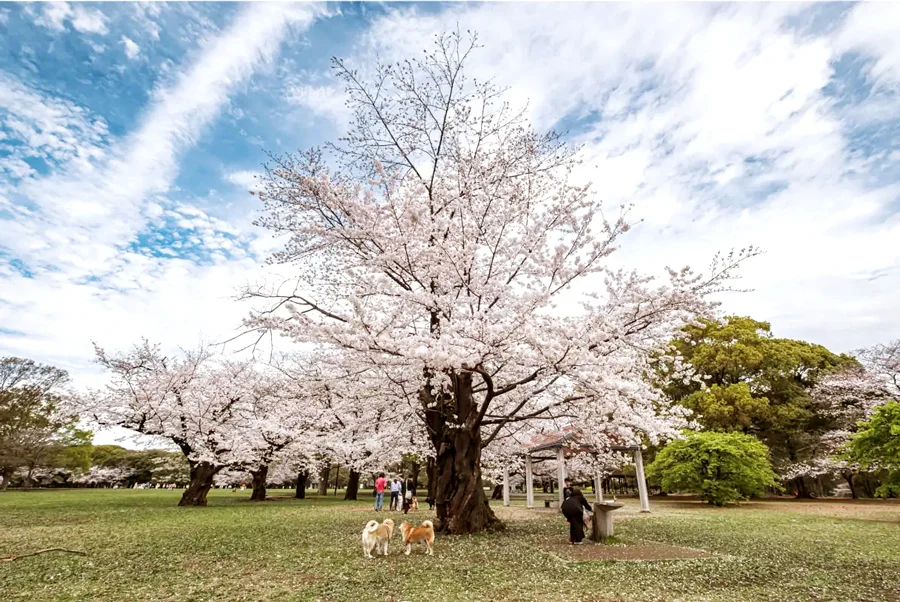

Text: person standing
xmin=390 ymin=477 xmax=402 ymax=511
xmin=561 ymin=487 xmax=593 ymax=544
xmin=562 ymin=479 xmax=574 ymax=501
xmin=374 ymin=473 xmax=387 ymax=511
xmin=402 ymin=475 xmax=415 ymax=514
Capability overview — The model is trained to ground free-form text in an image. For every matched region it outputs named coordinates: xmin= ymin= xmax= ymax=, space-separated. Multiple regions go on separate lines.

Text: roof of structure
xmin=523 ymin=427 xmax=640 ymax=454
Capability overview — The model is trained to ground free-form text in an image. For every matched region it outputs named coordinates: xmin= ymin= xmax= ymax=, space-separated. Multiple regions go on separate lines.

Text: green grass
xmin=1 ymin=489 xmax=899 ymax=601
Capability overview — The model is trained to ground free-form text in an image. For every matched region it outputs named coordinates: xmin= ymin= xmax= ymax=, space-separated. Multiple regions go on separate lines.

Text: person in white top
xmin=390 ymin=478 xmax=402 ymax=511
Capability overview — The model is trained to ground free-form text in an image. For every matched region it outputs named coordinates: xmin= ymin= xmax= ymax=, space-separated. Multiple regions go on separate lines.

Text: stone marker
xmin=591 ymin=501 xmax=625 ymax=543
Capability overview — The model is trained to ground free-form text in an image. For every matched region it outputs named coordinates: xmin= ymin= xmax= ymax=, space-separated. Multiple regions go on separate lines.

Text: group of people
xmin=372 ymin=473 xmax=416 ymax=513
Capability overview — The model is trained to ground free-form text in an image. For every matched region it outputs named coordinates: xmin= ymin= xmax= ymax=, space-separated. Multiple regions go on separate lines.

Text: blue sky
xmin=1 ymin=2 xmax=899 ymax=408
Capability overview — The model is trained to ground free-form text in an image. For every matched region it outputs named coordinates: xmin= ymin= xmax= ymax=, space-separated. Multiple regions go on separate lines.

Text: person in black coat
xmin=562 ymin=479 xmax=574 ymax=501
xmin=560 ymin=487 xmax=592 ymax=544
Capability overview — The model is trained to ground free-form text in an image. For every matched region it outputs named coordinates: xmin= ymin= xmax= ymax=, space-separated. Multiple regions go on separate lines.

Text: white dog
xmin=362 ymin=518 xmax=394 ymax=559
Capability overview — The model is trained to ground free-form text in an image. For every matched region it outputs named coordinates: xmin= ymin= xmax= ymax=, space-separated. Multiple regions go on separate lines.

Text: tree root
xmin=0 ymin=548 xmax=87 ymax=562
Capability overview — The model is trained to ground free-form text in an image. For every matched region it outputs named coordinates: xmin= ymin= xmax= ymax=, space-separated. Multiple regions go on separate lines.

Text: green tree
xmin=848 ymin=401 xmax=900 ymax=497
xmin=0 ymin=357 xmax=80 ymax=488
xmin=658 ymin=316 xmax=854 ymax=496
xmin=647 ymin=431 xmax=779 ymax=506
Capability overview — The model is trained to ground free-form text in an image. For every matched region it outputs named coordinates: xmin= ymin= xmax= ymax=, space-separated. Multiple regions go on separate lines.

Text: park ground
xmin=1 ymin=490 xmax=899 ymax=602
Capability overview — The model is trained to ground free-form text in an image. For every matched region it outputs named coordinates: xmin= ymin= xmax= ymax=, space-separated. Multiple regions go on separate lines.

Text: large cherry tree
xmin=243 ymin=32 xmax=753 ymax=533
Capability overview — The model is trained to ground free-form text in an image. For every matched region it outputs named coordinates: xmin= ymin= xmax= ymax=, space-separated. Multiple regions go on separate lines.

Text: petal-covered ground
xmin=1 ymin=490 xmax=898 ymax=601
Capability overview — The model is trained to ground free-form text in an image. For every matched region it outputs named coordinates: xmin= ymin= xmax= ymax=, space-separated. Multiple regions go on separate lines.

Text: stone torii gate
xmin=501 ymin=429 xmax=651 ymax=513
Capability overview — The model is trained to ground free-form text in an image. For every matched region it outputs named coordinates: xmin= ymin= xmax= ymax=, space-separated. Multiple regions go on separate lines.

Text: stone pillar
xmin=594 ymin=471 xmax=604 ymax=503
xmin=525 ymin=454 xmax=534 ymax=509
xmin=502 ymin=467 xmax=510 ymax=507
xmin=633 ymin=449 xmax=650 ymax=513
xmin=556 ymin=446 xmax=566 ymax=507
xmin=591 ymin=501 xmax=624 ymax=543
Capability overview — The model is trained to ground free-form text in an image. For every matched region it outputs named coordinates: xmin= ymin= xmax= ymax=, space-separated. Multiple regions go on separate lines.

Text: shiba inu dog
xmin=399 ymin=520 xmax=434 ymax=555
xmin=362 ymin=518 xmax=394 ymax=558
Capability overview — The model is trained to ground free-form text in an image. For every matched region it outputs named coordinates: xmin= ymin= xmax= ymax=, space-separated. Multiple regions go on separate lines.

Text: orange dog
xmin=400 ymin=520 xmax=434 ymax=555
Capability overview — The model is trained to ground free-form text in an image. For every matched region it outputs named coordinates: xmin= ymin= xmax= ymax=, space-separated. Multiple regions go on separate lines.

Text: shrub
xmin=647 ymin=431 xmax=778 ymax=506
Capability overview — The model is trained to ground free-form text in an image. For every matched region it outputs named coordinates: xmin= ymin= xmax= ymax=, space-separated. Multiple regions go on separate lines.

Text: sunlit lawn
xmin=1 ymin=489 xmax=898 ymax=601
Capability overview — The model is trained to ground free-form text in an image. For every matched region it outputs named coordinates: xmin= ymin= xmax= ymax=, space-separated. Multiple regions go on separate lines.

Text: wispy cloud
xmin=285 ymin=81 xmax=352 ymax=131
xmin=32 ymin=2 xmax=109 ymax=35
xmin=1 ymin=3 xmax=327 ymax=375
xmin=122 ymin=36 xmax=140 ymax=60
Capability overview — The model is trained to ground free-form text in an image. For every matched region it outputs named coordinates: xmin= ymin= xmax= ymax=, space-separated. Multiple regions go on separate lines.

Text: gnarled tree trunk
xmin=179 ymin=462 xmax=219 ymax=506
xmin=425 ymin=371 xmax=501 ymax=535
xmin=343 ymin=470 xmax=360 ymax=500
xmin=250 ymin=465 xmax=268 ymax=501
xmin=295 ymin=471 xmax=308 ymax=499
xmin=317 ymin=464 xmax=330 ymax=496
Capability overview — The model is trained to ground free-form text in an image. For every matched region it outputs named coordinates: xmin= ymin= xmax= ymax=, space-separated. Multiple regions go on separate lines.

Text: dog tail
xmin=365 ymin=520 xmax=379 ymax=533
xmin=422 ymin=520 xmax=434 ymax=529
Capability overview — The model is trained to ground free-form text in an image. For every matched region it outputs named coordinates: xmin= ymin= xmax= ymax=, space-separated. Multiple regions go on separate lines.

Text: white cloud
xmin=70 ymin=5 xmax=109 ymax=35
xmin=837 ymin=2 xmax=900 ymax=88
xmin=0 ymin=72 xmax=110 ymax=179
xmin=33 ymin=2 xmax=108 ymax=35
xmin=122 ymin=36 xmax=140 ymax=60
xmin=226 ymin=169 xmax=262 ymax=190
xmin=285 ymin=82 xmax=352 ymax=131
xmin=33 ymin=2 xmax=72 ymax=31
xmin=1 ymin=4 xmax=328 ymax=392
xmin=147 ymin=20 xmax=161 ymax=41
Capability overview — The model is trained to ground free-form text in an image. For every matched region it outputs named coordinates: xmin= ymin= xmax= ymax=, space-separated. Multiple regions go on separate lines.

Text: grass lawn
xmin=1 ymin=489 xmax=899 ymax=602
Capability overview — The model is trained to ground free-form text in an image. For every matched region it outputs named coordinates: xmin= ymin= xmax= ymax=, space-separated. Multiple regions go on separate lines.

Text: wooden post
xmin=633 ymin=449 xmax=650 ymax=513
xmin=594 ymin=471 xmax=604 ymax=503
xmin=525 ymin=454 xmax=534 ymax=509
xmin=502 ymin=467 xmax=510 ymax=506
xmin=556 ymin=446 xmax=566 ymax=508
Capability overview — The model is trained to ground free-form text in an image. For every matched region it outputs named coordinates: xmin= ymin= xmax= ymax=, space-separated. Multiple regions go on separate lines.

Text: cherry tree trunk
xmin=426 ymin=457 xmax=436 ymax=501
xmin=409 ymin=461 xmax=420 ymax=492
xmin=250 ymin=466 xmax=268 ymax=501
xmin=793 ymin=476 xmax=813 ymax=499
xmin=178 ymin=462 xmax=219 ymax=506
xmin=343 ymin=470 xmax=360 ymax=500
xmin=295 ymin=471 xmax=308 ymax=499
xmin=426 ymin=372 xmax=501 ymax=535
xmin=317 ymin=464 xmax=330 ymax=496
xmin=1 ymin=466 xmax=12 ymax=490
xmin=433 ymin=421 xmax=500 ymax=534
xmin=844 ymin=472 xmax=857 ymax=499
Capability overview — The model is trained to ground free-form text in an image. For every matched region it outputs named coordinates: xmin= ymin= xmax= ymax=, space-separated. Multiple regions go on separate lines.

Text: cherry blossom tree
xmin=243 ymin=31 xmax=754 ymax=533
xmin=86 ymin=341 xmax=235 ymax=505
xmin=790 ymin=364 xmax=890 ymax=497
xmin=71 ymin=465 xmax=137 ymax=488
xmin=856 ymin=339 xmax=900 ymax=398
